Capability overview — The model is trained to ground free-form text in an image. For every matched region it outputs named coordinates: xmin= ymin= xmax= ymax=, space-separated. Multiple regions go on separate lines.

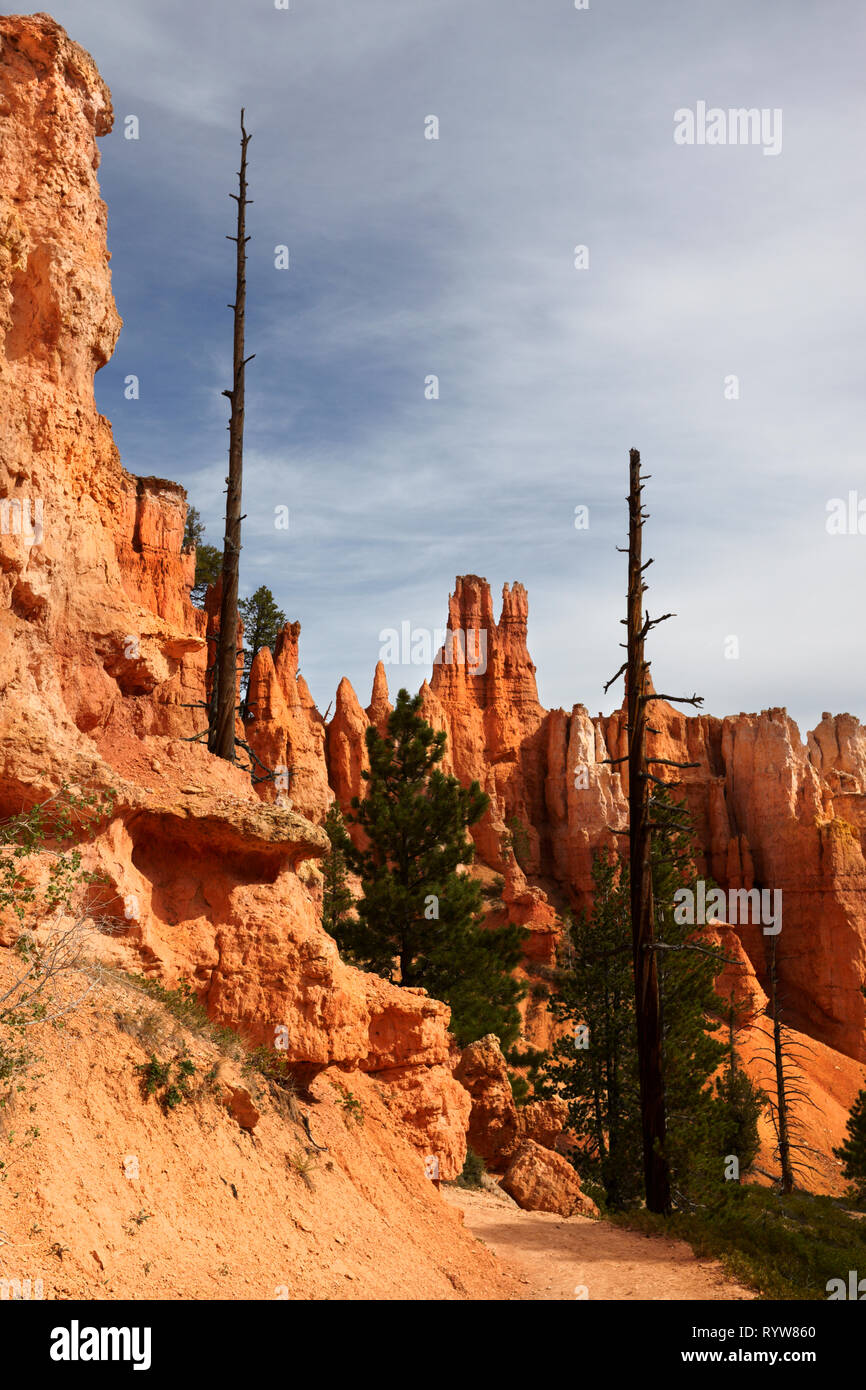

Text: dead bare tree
xmin=604 ymin=448 xmax=703 ymax=1215
xmin=752 ymin=932 xmax=821 ymax=1191
xmin=712 ymin=939 xmax=820 ymax=1191
xmin=211 ymin=109 xmax=254 ymax=761
xmin=0 ymin=907 xmax=116 ymax=1031
xmin=0 ymin=787 xmax=123 ymax=1096
xmin=766 ymin=933 xmax=795 ymax=1192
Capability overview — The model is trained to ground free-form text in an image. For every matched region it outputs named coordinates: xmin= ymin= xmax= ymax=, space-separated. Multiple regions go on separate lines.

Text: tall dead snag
xmin=604 ymin=448 xmax=703 ymax=1214
xmin=754 ymin=933 xmax=819 ymax=1192
xmin=211 ymin=110 xmax=254 ymax=761
xmin=766 ymin=936 xmax=795 ymax=1193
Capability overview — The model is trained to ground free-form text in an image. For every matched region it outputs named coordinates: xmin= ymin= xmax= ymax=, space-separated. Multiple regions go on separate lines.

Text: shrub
xmin=136 ymin=1054 xmax=196 ymax=1111
xmin=287 ymin=1149 xmax=317 ymax=1191
xmin=333 ymin=1084 xmax=364 ymax=1126
xmin=0 ymin=785 xmax=119 ymax=1107
xmin=835 ymin=1087 xmax=866 ymax=1207
xmin=455 ymin=1147 xmax=487 ymax=1190
xmin=120 ymin=973 xmax=243 ymax=1057
xmin=504 ymin=816 xmax=531 ymax=870
xmin=613 ymin=1185 xmax=866 ymax=1300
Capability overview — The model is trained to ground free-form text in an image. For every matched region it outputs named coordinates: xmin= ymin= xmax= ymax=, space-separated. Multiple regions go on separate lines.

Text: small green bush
xmin=136 ymin=1054 xmax=196 ymax=1112
xmin=455 ymin=1147 xmax=487 ymax=1190
xmin=334 ymin=1085 xmax=364 ymax=1126
xmin=503 ymin=816 xmax=532 ymax=870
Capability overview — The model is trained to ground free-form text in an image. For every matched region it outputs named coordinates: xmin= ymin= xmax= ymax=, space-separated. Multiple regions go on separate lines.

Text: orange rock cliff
xmin=0 ymin=11 xmax=469 ymax=1182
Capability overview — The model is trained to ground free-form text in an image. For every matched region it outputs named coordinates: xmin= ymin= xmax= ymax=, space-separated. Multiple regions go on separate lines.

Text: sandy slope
xmin=0 ymin=952 xmax=521 ymax=1302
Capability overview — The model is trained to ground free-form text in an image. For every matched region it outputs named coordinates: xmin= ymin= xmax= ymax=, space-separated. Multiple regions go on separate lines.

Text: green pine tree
xmin=543 ymin=789 xmax=747 ymax=1208
xmin=506 ymin=1043 xmax=548 ymax=1105
xmin=183 ymin=505 xmax=206 ymax=551
xmin=183 ymin=508 xmax=222 ymax=609
xmin=321 ymin=804 xmax=356 ymax=942
xmin=339 ymin=689 xmax=528 ymax=1048
xmin=651 ymin=786 xmax=728 ymax=1195
xmin=238 ymin=585 xmax=287 ymax=717
xmin=713 ymin=991 xmax=766 ymax=1180
xmin=192 ymin=546 xmax=222 ymax=607
xmin=834 ymin=1087 xmax=866 ymax=1206
xmin=541 ymin=852 xmax=643 ymax=1209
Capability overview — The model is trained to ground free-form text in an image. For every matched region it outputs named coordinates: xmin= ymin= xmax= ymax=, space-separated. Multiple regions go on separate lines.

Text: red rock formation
xmin=366 ymin=659 xmax=392 ymax=733
xmin=327 ymin=675 xmax=371 ymax=818
xmin=429 ymin=577 xmax=546 ymax=865
xmin=521 ymin=1096 xmax=569 ymax=1151
xmin=454 ymin=1034 xmax=521 ymax=1167
xmin=0 ymin=15 xmax=205 ymax=771
xmin=455 ymin=1034 xmax=569 ymax=1171
xmin=340 ymin=576 xmax=866 ymax=1070
xmin=0 ymin=12 xmax=470 ymax=1179
xmin=244 ymin=620 xmax=332 ymax=822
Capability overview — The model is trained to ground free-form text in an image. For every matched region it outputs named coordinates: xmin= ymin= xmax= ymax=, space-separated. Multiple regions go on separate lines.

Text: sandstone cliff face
xmin=0 ymin=13 xmax=468 ymax=1179
xmin=244 ymin=620 xmax=332 ymax=823
xmin=455 ymin=1034 xmax=568 ymax=1172
xmin=0 ymin=15 xmax=204 ymax=776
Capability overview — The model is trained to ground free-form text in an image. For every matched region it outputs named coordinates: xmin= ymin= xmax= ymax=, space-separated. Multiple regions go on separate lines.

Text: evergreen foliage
xmin=542 ymin=788 xmax=766 ymax=1207
xmin=834 ymin=1086 xmax=866 ymax=1206
xmin=336 ymin=690 xmax=528 ymax=1048
xmin=238 ymin=585 xmax=287 ymax=717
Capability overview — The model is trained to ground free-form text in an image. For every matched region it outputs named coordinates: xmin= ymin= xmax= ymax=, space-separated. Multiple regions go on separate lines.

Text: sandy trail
xmin=444 ymin=1187 xmax=754 ymax=1301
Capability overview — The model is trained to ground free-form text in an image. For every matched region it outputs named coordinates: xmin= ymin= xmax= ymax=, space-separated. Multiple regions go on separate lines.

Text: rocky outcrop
xmin=455 ymin=1034 xmax=569 ymax=1171
xmin=501 ymin=1141 xmax=598 ymax=1218
xmin=366 ymin=660 xmax=392 ymax=733
xmin=454 ymin=1035 xmax=521 ymax=1168
xmin=244 ymin=620 xmax=333 ymax=823
xmin=375 ymin=1050 xmax=471 ymax=1181
xmin=521 ymin=1096 xmax=569 ymax=1151
xmin=327 ymin=675 xmax=372 ymax=820
xmin=0 ymin=14 xmax=205 ymax=771
xmin=0 ymin=12 xmax=469 ymax=1179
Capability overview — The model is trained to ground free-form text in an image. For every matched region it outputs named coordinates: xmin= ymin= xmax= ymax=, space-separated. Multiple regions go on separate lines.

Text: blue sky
xmin=44 ymin=0 xmax=866 ymax=734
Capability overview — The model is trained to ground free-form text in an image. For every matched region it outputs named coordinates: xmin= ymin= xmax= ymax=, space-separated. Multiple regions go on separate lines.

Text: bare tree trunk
xmin=211 ymin=110 xmax=253 ymax=761
xmin=626 ymin=448 xmax=671 ymax=1215
xmin=726 ymin=993 xmax=742 ymax=1184
xmin=767 ymin=935 xmax=795 ymax=1193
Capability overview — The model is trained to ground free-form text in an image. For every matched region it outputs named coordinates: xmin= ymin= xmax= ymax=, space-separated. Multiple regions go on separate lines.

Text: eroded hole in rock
xmin=130 ymin=821 xmax=284 ymax=931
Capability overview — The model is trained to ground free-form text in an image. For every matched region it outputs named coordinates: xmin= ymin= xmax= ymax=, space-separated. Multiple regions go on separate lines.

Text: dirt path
xmin=444 ymin=1187 xmax=754 ymax=1301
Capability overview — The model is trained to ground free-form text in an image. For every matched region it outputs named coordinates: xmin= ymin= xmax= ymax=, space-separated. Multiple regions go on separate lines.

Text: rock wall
xmin=0 ymin=12 xmax=468 ymax=1178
